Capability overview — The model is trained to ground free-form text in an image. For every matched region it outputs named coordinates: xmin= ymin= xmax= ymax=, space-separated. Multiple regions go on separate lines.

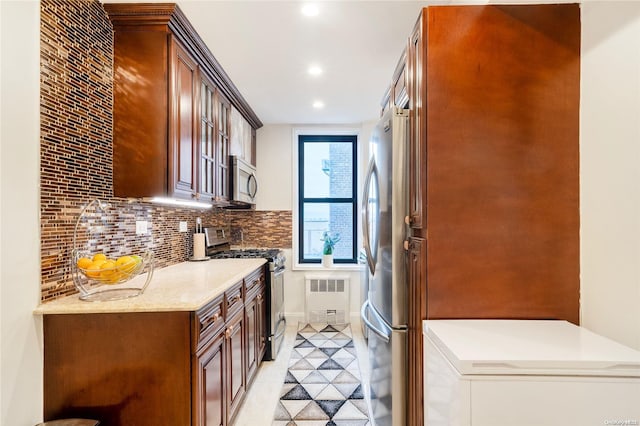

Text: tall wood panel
xmin=423 ymin=4 xmax=580 ymax=322
xmin=402 ymin=5 xmax=581 ymax=426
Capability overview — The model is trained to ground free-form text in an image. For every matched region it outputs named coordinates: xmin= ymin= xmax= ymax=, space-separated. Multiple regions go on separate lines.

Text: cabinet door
xmin=198 ymin=73 xmax=217 ymax=203
xmin=407 ymin=16 xmax=425 ymax=230
xmin=169 ymin=38 xmax=198 ymax=200
xmin=256 ymin=286 xmax=266 ymax=361
xmin=245 ymin=291 xmax=258 ymax=385
xmin=225 ymin=308 xmax=246 ymax=423
xmin=216 ymin=93 xmax=231 ymax=203
xmin=230 ymin=107 xmax=256 ymax=166
xmin=407 ymin=237 xmax=427 ymax=426
xmin=194 ymin=329 xmax=226 ymax=426
xmin=392 ymin=50 xmax=408 ymax=108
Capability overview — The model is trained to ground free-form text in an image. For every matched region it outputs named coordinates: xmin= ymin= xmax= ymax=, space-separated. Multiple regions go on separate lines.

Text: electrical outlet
xmin=179 ymin=221 xmax=188 ymax=232
xmin=135 ymin=220 xmax=148 ymax=235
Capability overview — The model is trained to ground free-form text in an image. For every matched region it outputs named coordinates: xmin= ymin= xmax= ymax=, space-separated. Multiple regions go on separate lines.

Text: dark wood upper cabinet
xmin=104 ymin=3 xmax=262 ymax=202
xmin=216 ymin=93 xmax=231 ymax=203
xmin=401 ymin=4 xmax=581 ymax=323
xmin=407 ymin=20 xmax=425 ymax=230
xmin=198 ymin=73 xmax=218 ymax=202
xmin=170 ymin=38 xmax=199 ymax=200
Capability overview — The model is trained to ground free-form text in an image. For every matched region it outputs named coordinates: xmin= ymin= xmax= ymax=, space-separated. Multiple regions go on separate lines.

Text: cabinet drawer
xmin=246 ymin=281 xmax=265 ymax=303
xmin=194 ymin=295 xmax=224 ymax=350
xmin=225 ymin=281 xmax=244 ymax=318
xmin=244 ymin=267 xmax=265 ymax=295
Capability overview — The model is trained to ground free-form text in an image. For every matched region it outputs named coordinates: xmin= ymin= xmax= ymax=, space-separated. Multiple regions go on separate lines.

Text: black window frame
xmin=298 ymin=134 xmax=358 ymax=264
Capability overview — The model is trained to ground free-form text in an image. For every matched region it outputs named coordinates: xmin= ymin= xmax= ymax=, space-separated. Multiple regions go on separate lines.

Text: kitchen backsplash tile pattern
xmin=223 ymin=210 xmax=293 ymax=249
xmin=40 ymin=0 xmax=291 ymax=302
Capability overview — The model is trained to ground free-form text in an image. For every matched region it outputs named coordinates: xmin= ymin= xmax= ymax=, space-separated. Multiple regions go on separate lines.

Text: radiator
xmin=305 ymin=275 xmax=350 ymax=324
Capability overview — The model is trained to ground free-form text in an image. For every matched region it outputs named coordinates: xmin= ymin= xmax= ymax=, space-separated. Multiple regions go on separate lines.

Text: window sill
xmin=292 ymin=263 xmax=362 ymax=273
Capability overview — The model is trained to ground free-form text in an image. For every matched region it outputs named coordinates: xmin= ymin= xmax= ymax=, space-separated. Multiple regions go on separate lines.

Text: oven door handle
xmin=273 ymin=315 xmax=287 ymax=340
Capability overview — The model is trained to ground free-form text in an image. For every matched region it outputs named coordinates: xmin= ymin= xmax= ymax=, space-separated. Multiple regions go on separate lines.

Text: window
xmin=298 ymin=134 xmax=357 ymax=264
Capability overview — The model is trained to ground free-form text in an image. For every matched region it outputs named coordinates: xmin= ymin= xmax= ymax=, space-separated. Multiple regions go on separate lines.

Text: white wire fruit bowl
xmin=71 ymin=199 xmax=155 ymax=302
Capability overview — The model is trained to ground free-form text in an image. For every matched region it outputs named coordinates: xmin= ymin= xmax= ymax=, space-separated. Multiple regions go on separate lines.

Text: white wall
xmin=0 ymin=1 xmax=43 ymax=425
xmin=255 ymin=124 xmax=294 ymax=211
xmin=580 ymin=1 xmax=640 ymax=351
xmin=256 ymin=122 xmax=376 ymax=322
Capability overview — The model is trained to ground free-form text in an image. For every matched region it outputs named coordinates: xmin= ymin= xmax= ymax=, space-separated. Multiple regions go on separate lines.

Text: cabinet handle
xmin=229 ymin=295 xmax=241 ymax=305
xmin=257 ymin=294 xmax=262 ymax=300
xmin=405 ymin=215 xmax=411 ymax=225
xmin=225 ymin=325 xmax=234 ymax=339
xmin=403 ymin=240 xmax=409 ymax=251
xmin=203 ymin=311 xmax=220 ymax=327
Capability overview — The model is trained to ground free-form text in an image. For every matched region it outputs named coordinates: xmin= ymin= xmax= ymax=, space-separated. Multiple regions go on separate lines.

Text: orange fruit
xmin=99 ymin=259 xmax=118 ymax=282
xmin=76 ymin=257 xmax=93 ymax=270
xmin=116 ymin=256 xmax=136 ymax=274
xmin=92 ymin=253 xmax=107 ymax=262
xmin=84 ymin=259 xmax=107 ymax=278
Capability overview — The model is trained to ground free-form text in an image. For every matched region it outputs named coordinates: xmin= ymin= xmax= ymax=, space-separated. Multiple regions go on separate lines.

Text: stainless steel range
xmin=203 ymin=227 xmax=286 ymax=361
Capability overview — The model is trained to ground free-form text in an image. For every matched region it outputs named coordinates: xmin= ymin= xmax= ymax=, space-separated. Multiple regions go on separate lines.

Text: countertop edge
xmin=34 ymin=258 xmax=266 ymax=315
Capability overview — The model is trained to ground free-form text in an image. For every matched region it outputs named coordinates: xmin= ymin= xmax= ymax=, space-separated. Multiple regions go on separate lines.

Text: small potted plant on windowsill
xmin=321 ymin=231 xmax=340 ymax=267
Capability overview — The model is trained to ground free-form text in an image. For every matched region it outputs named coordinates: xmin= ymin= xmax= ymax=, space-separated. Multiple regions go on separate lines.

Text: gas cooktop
xmin=209 ymin=248 xmax=283 ymax=263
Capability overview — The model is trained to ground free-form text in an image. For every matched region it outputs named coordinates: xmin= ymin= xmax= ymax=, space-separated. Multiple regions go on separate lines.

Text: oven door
xmin=268 ymin=265 xmax=286 ymax=360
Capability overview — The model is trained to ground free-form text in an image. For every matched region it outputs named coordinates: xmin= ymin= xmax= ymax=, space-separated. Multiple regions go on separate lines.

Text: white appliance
xmin=230 ymin=155 xmax=257 ymax=206
xmin=423 ymin=320 xmax=640 ymax=426
xmin=360 ymin=106 xmax=410 ymax=426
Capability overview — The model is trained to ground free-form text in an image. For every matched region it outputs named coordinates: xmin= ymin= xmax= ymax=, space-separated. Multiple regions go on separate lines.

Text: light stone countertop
xmin=34 ymin=258 xmax=266 ymax=315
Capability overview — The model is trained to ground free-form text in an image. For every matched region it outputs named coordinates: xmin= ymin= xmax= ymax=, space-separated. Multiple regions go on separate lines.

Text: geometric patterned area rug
xmin=272 ymin=323 xmax=370 ymax=426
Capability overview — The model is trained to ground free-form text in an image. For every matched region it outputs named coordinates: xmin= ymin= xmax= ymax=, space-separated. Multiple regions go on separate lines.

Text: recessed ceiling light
xmin=308 ymin=65 xmax=323 ymax=76
xmin=312 ymin=100 xmax=324 ymax=109
xmin=301 ymin=4 xmax=319 ymax=17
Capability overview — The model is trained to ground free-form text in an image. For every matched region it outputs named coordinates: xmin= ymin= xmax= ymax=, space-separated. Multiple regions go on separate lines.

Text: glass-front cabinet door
xmin=216 ymin=92 xmax=231 ymax=203
xmin=199 ymin=74 xmax=217 ymax=202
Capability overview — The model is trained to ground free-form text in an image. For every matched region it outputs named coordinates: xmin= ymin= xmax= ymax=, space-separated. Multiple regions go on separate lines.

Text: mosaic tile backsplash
xmin=40 ymin=0 xmax=291 ymax=302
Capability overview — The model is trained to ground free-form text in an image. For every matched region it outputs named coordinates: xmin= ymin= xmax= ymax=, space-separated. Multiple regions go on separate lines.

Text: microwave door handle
xmin=247 ymin=173 xmax=257 ymax=198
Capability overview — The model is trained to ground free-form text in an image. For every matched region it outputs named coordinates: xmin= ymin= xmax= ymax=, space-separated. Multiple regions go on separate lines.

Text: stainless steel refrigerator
xmin=361 ymin=106 xmax=409 ymax=426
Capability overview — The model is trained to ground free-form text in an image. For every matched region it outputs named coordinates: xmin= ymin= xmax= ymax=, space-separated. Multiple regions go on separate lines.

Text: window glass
xmin=298 ymin=135 xmax=357 ymax=264
xmin=303 ymin=141 xmax=353 ymax=199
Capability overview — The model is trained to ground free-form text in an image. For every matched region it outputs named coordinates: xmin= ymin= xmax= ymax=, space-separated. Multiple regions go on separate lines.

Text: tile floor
xmin=233 ymin=321 xmax=371 ymax=426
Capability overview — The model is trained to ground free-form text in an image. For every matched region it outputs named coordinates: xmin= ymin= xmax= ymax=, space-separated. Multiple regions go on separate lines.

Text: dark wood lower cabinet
xmin=44 ymin=312 xmax=192 ymax=425
xmin=256 ymin=288 xmax=267 ymax=363
xmin=245 ymin=284 xmax=266 ymax=385
xmin=43 ymin=267 xmax=267 ymax=426
xmin=195 ymin=329 xmax=226 ymax=426
xmin=407 ymin=237 xmax=427 ymax=426
xmin=225 ymin=308 xmax=246 ymax=424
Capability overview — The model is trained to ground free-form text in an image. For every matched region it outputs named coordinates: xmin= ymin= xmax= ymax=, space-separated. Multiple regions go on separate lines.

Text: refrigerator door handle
xmin=360 ymin=300 xmax=390 ymax=343
xmin=361 ymin=159 xmax=378 ymax=276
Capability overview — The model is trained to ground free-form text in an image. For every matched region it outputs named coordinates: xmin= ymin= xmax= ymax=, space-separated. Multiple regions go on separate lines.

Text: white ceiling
xmin=105 ymin=0 xmax=579 ymax=125
xmin=179 ymin=1 xmax=430 ymax=125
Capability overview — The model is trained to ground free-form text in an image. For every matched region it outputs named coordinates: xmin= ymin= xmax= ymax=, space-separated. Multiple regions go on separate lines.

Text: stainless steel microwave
xmin=229 ymin=156 xmax=257 ymax=206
